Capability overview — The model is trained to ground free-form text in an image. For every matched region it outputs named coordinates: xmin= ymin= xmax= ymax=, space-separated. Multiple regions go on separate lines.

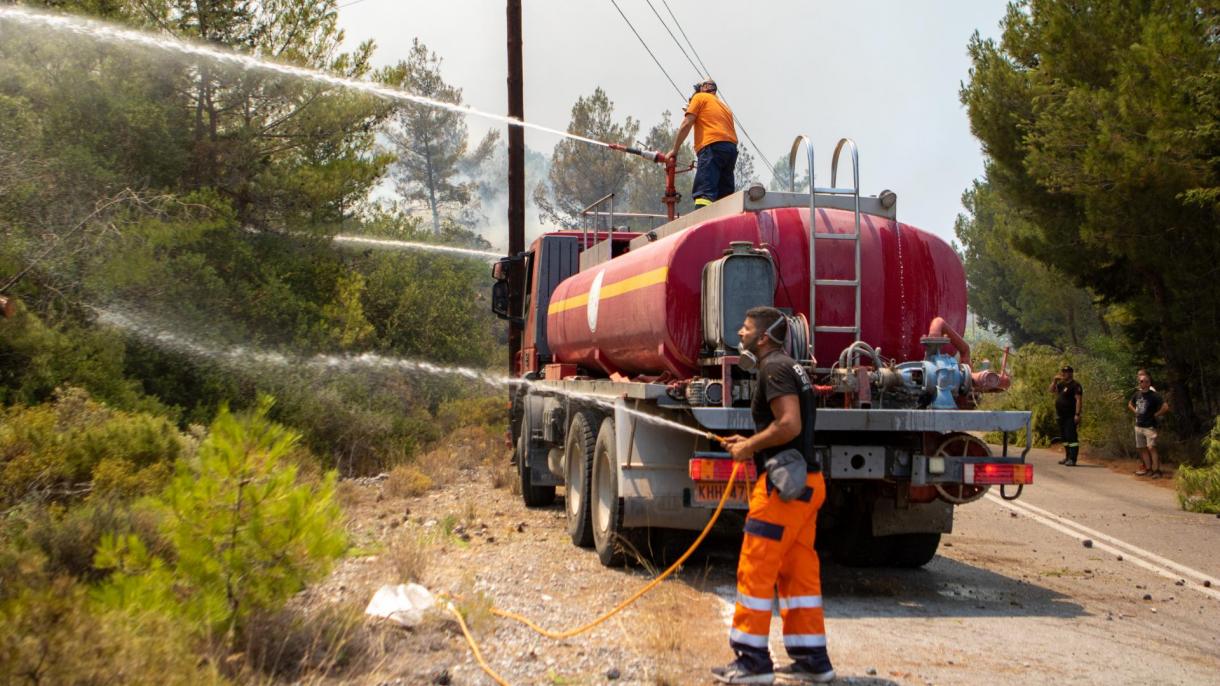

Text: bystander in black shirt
xmin=1130 ymin=389 xmax=1164 ymax=428
xmin=1054 ymin=379 xmax=1083 ymax=417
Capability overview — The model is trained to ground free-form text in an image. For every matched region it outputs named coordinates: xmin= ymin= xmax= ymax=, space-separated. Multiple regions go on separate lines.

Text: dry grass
xmin=490 ymin=458 xmax=516 ymax=491
xmin=451 ymin=573 xmax=496 ymax=634
xmin=235 ymin=603 xmax=390 ymax=683
xmin=625 ymin=577 xmax=721 ymax=684
xmin=461 ymin=498 xmax=479 ymax=528
xmin=385 ymin=529 xmax=432 ymax=584
xmin=383 ymin=464 xmax=432 ymax=499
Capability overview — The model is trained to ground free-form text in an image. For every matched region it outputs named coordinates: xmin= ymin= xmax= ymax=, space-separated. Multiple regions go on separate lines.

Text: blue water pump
xmin=896 ymin=336 xmax=969 ymax=409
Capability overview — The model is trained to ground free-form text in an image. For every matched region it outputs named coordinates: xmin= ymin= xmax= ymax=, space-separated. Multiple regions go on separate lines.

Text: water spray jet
xmin=332 ymin=235 xmax=501 ymax=260
xmin=0 ymin=6 xmax=612 ymax=150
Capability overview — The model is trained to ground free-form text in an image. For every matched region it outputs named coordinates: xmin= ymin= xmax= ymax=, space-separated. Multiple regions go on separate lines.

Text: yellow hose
xmin=454 ymin=461 xmax=743 ymax=683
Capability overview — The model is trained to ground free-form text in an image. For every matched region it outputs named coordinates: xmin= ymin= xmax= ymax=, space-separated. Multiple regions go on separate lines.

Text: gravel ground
xmin=291 ymin=437 xmax=1220 ymax=685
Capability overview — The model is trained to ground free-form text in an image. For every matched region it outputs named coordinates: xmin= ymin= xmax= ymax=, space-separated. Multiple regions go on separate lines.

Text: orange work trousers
xmin=729 ymin=470 xmax=831 ymax=673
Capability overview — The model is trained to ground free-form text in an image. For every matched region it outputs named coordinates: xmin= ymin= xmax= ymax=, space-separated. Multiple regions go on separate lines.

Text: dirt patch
xmin=287 ymin=426 xmax=735 ymax=684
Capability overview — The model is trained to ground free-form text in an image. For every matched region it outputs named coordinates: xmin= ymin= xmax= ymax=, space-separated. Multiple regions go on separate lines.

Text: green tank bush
xmin=1177 ymin=420 xmax=1220 ymax=513
xmin=94 ymin=395 xmax=346 ymax=641
xmin=0 ymin=387 xmax=187 ymax=508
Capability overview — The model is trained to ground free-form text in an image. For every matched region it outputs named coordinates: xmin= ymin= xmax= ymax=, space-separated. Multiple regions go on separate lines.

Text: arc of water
xmin=332 ymin=235 xmax=501 ymax=260
xmin=0 ymin=6 xmax=609 ymax=150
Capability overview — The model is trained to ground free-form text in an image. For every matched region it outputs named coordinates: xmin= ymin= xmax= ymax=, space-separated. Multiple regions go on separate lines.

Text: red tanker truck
xmin=491 ymin=137 xmax=1032 ymax=567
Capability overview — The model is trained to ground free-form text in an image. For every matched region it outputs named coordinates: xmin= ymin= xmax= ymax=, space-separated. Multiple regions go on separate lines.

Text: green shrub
xmin=1177 ymin=419 xmax=1220 ymax=513
xmin=975 ymin=337 xmax=1141 ymax=458
xmin=94 ymin=395 xmax=346 ymax=641
xmin=0 ymin=576 xmax=221 ymax=686
xmin=8 ymin=498 xmax=167 ymax=582
xmin=0 ymin=388 xmax=187 ymax=507
xmin=436 ymin=393 xmax=508 ymax=435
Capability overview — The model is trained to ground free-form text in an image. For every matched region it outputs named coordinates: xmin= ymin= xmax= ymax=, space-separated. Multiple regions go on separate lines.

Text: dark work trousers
xmin=691 ymin=141 xmax=738 ymax=204
xmin=1058 ymin=413 xmax=1079 ymax=463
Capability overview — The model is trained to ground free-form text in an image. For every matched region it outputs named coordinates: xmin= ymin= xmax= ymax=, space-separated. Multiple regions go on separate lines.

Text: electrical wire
xmin=642 ymin=0 xmax=704 ymax=80
xmin=656 ymin=0 xmax=778 ymax=184
xmin=662 ymin=0 xmax=712 ymax=78
xmin=607 ymin=0 xmax=686 ymax=100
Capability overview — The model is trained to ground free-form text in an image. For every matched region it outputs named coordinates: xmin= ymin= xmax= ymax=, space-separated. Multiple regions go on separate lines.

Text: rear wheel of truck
xmin=886 ymin=532 xmax=941 ymax=568
xmin=591 ymin=417 xmax=638 ymax=567
xmin=517 ymin=412 xmax=556 ymax=508
xmin=564 ymin=410 xmax=599 ymax=547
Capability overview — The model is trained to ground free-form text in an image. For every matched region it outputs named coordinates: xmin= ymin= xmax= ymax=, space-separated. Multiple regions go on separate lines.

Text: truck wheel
xmin=517 ymin=425 xmax=556 ymax=508
xmin=564 ymin=410 xmax=599 ymax=547
xmin=886 ymin=532 xmax=941 ymax=568
xmin=829 ymin=510 xmax=889 ymax=567
xmin=591 ymin=417 xmax=637 ymax=567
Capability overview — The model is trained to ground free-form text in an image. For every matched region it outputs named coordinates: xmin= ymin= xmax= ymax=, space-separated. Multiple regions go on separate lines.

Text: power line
xmin=336 ymin=0 xmax=374 ymax=9
xmin=642 ymin=0 xmax=704 ymax=80
xmin=607 ymin=0 xmax=686 ymax=101
xmin=662 ymin=0 xmax=712 ymax=81
xmin=663 ymin=0 xmax=712 ymax=81
xmin=657 ymin=0 xmax=777 ymax=183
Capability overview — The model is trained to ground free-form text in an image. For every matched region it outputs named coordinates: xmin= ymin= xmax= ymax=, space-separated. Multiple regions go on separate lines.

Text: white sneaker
xmin=711 ymin=661 xmax=776 ymax=684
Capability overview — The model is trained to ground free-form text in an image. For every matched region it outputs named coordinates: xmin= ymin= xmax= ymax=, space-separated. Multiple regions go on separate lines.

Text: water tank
xmin=545 ymin=207 xmax=965 ymax=378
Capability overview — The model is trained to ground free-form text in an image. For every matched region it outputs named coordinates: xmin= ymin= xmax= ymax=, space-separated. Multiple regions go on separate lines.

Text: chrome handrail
xmin=580 ymin=192 xmax=616 ymax=248
xmin=789 ymin=135 xmax=816 ymax=354
xmin=830 ymin=138 xmax=862 ymax=344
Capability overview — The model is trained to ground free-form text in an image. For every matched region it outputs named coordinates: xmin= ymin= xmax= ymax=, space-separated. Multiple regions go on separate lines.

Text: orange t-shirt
xmin=685 ymin=92 xmax=737 ymax=151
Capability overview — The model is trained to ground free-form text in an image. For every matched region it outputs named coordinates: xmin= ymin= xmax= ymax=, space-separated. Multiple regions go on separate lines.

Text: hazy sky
xmin=337 ymin=0 xmax=1010 ymax=245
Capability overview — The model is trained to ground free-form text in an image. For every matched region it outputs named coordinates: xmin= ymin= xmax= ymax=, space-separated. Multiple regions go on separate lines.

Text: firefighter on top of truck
xmin=713 ymin=306 xmax=835 ymax=684
xmin=670 ymin=79 xmax=739 ymax=207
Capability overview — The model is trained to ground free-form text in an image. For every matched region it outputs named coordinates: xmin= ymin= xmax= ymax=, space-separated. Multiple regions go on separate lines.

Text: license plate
xmin=693 ymin=481 xmax=750 ymax=506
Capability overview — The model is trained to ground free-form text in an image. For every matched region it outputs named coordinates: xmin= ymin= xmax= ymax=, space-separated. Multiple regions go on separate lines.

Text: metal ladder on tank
xmin=789 ymin=135 xmax=862 ymax=371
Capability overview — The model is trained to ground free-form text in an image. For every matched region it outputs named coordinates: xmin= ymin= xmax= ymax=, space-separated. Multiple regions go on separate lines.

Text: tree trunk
xmin=424 ymin=140 xmax=440 ymax=236
xmin=1147 ymin=271 xmax=1201 ymax=436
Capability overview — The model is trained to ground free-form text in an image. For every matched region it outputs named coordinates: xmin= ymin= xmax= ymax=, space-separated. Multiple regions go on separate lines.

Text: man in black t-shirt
xmin=1128 ymin=373 xmax=1170 ymax=478
xmin=712 ymin=306 xmax=833 ymax=684
xmin=1048 ymin=365 xmax=1083 ymax=466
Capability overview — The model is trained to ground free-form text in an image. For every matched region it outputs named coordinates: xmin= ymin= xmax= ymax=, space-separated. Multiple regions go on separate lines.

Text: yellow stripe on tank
xmin=547 ymin=266 xmax=668 ymax=314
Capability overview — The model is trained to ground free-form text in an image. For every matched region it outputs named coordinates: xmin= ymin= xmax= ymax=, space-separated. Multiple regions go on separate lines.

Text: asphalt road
xmin=720 ymin=445 xmax=1220 ymax=685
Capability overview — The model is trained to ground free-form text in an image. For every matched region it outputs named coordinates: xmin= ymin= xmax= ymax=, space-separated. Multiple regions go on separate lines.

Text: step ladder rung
xmin=814 ymin=279 xmax=859 ymax=287
xmin=814 ymin=232 xmax=860 ymax=241
xmin=814 ymin=326 xmax=860 ymax=334
xmin=813 ymin=187 xmax=859 ymax=195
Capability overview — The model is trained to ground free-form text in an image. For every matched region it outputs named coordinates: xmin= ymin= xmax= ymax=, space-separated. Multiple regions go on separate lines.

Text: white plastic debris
xmin=364 ymin=583 xmax=436 ymax=627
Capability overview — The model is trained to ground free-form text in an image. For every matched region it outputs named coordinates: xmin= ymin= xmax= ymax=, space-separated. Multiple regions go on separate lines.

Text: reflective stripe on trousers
xmin=730 ymin=471 xmax=830 ymax=672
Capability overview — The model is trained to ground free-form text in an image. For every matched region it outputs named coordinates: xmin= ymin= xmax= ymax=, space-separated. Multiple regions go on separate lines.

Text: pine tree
xmin=534 ymin=88 xmax=639 ymax=229
xmin=383 ymin=39 xmax=498 ymax=236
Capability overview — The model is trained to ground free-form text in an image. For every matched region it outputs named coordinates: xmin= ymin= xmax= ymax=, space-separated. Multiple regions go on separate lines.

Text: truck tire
xmin=886 ymin=532 xmax=941 ymax=568
xmin=591 ymin=417 xmax=638 ymax=567
xmin=831 ymin=524 xmax=890 ymax=567
xmin=517 ymin=415 xmax=556 ymax=508
xmin=564 ymin=410 xmax=599 ymax=547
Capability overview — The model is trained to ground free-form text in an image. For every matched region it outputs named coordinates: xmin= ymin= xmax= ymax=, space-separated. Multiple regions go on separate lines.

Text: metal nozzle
xmin=608 ymin=143 xmax=668 ymax=165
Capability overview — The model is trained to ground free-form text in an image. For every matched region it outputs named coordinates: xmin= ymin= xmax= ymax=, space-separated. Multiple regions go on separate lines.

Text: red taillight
xmin=689 ymin=458 xmax=757 ymax=482
xmin=964 ymin=463 xmax=1033 ymax=485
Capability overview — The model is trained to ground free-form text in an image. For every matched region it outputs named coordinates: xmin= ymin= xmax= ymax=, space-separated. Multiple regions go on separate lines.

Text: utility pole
xmin=506 ymin=0 xmax=524 ymax=376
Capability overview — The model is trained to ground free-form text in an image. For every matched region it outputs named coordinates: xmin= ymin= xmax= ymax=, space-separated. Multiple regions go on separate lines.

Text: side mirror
xmin=491 ymin=279 xmax=511 ymax=319
xmin=491 ymin=259 xmax=507 ymax=281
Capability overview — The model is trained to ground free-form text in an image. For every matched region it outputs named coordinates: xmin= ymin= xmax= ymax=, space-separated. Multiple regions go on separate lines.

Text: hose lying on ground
xmin=449 ymin=459 xmax=744 ymax=684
